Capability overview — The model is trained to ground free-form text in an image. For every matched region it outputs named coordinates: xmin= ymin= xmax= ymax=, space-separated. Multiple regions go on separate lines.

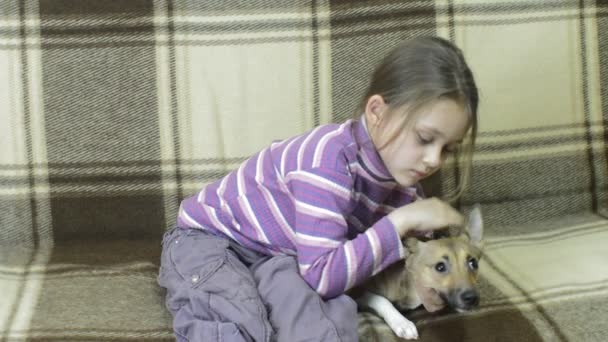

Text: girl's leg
xmin=158 ymin=228 xmax=273 ymax=342
xmin=251 ymin=255 xmax=358 ymax=342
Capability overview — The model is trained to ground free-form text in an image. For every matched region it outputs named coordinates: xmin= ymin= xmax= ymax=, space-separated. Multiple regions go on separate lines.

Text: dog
xmin=353 ymin=205 xmax=484 ymax=340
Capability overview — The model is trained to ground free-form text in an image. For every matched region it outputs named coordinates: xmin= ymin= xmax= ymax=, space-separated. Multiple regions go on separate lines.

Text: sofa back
xmin=2 ymin=1 xmax=606 ymax=245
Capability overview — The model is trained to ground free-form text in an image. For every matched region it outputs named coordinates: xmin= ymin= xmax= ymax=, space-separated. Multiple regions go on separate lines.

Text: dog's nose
xmin=460 ymin=289 xmax=479 ymax=307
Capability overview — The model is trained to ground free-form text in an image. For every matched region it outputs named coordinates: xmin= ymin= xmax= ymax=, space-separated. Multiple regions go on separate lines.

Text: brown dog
xmin=353 ymin=205 xmax=484 ymax=339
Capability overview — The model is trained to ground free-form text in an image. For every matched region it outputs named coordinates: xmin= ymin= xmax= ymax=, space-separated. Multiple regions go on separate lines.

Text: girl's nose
xmin=423 ymin=146 xmax=442 ymax=169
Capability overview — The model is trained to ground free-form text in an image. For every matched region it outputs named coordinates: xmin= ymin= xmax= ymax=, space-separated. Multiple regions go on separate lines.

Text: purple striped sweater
xmin=178 ymin=118 xmax=421 ymax=298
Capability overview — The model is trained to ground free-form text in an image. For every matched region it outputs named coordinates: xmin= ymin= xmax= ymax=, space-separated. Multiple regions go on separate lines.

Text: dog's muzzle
xmin=444 ymin=288 xmax=480 ymax=312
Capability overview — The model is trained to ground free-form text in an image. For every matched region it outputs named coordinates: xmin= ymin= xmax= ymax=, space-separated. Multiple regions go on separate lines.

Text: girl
xmin=158 ymin=36 xmax=479 ymax=342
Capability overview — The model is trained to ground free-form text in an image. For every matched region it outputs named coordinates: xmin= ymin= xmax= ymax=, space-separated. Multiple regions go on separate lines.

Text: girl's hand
xmin=387 ymin=197 xmax=464 ymax=238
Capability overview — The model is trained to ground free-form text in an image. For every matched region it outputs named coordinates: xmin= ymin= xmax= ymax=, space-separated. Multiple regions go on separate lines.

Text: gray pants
xmin=158 ymin=227 xmax=358 ymax=342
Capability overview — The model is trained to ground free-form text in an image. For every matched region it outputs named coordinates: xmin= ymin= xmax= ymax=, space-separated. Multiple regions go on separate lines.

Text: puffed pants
xmin=158 ymin=227 xmax=358 ymax=342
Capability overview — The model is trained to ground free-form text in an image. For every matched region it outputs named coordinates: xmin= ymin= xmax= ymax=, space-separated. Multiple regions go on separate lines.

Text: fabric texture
xmin=1 ymin=0 xmax=608 ymax=341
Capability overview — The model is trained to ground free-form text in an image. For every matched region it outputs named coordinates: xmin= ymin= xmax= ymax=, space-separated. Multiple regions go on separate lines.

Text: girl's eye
xmin=417 ymin=134 xmax=433 ymax=145
xmin=435 ymin=262 xmax=447 ymax=273
xmin=443 ymin=146 xmax=456 ymax=154
xmin=468 ymin=258 xmax=478 ymax=270
xmin=442 ymin=144 xmax=460 ymax=154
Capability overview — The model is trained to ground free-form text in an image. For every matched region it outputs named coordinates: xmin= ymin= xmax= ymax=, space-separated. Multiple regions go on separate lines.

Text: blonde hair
xmin=356 ymin=36 xmax=479 ymax=201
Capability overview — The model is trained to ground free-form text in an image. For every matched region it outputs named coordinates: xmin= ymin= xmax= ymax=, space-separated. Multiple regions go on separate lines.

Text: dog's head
xmin=404 ymin=205 xmax=484 ymax=313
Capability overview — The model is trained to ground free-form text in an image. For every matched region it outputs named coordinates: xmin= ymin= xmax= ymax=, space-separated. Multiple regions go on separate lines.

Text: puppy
xmin=354 ymin=206 xmax=484 ymax=340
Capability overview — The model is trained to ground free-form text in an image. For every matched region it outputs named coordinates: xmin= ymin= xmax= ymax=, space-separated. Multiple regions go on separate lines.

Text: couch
xmin=2 ymin=0 xmax=607 ymax=341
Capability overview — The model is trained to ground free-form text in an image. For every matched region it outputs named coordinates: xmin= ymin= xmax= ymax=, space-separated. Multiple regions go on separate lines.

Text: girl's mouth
xmin=412 ymin=170 xmax=427 ymax=178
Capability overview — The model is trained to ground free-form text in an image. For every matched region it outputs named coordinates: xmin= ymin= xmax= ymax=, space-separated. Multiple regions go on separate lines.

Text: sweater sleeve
xmin=286 ymin=167 xmax=405 ymax=299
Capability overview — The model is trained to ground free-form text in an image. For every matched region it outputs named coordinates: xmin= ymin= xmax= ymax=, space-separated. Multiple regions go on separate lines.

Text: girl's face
xmin=366 ymin=96 xmax=470 ymax=187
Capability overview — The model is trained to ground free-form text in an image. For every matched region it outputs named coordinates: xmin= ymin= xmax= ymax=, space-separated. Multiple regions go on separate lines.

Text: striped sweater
xmin=178 ymin=118 xmax=421 ymax=298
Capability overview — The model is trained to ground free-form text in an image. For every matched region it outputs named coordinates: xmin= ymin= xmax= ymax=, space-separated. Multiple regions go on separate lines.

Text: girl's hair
xmin=356 ymin=36 xmax=479 ymax=202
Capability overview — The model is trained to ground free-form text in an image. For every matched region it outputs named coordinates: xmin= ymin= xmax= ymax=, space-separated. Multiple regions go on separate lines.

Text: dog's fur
xmin=352 ymin=206 xmax=484 ymax=340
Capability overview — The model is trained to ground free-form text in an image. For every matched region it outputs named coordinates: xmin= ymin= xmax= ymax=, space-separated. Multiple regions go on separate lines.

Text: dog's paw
xmin=386 ymin=315 xmax=418 ymax=340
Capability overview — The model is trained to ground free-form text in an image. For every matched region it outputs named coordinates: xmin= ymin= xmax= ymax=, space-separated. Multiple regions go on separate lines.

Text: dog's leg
xmin=356 ymin=291 xmax=419 ymax=340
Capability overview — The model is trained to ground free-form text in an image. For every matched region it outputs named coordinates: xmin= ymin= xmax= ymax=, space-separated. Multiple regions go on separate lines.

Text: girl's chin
xmin=394 ymin=175 xmax=418 ymax=187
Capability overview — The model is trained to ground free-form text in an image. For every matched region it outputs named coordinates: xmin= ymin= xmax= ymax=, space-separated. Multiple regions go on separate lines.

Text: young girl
xmin=158 ymin=36 xmax=479 ymax=342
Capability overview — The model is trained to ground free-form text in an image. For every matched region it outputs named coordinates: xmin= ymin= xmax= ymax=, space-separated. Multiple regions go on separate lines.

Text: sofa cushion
xmin=2 ymin=214 xmax=606 ymax=340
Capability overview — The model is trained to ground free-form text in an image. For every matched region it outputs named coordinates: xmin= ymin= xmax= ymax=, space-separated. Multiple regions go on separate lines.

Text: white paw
xmin=387 ymin=315 xmax=418 ymax=340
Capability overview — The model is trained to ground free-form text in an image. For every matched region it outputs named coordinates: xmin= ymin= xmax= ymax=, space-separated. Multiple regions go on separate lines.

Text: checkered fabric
xmin=1 ymin=0 xmax=607 ymax=341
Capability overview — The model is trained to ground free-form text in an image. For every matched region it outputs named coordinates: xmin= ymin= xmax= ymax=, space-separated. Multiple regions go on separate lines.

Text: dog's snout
xmin=460 ymin=289 xmax=479 ymax=307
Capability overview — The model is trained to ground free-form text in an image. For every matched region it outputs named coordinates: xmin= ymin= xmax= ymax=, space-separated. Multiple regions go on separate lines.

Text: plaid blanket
xmin=1 ymin=0 xmax=607 ymax=341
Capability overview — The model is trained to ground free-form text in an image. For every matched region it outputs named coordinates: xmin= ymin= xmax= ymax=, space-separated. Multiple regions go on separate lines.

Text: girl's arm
xmin=286 ymin=167 xmax=405 ymax=299
xmin=387 ymin=197 xmax=465 ymax=236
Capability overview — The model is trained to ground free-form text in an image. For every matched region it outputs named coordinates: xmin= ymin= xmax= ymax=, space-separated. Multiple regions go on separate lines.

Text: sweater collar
xmin=353 ymin=115 xmax=395 ymax=182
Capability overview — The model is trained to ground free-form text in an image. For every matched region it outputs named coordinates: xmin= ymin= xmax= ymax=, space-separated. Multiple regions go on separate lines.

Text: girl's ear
xmin=364 ymin=94 xmax=388 ymax=127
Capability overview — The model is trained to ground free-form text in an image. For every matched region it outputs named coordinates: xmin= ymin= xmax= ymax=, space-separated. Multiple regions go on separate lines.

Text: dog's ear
xmin=466 ymin=204 xmax=484 ymax=249
xmin=404 ymin=237 xmax=420 ymax=254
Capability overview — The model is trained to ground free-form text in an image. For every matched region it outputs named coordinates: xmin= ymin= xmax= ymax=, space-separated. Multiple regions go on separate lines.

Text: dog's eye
xmin=468 ymin=258 xmax=478 ymax=270
xmin=435 ymin=262 xmax=447 ymax=273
